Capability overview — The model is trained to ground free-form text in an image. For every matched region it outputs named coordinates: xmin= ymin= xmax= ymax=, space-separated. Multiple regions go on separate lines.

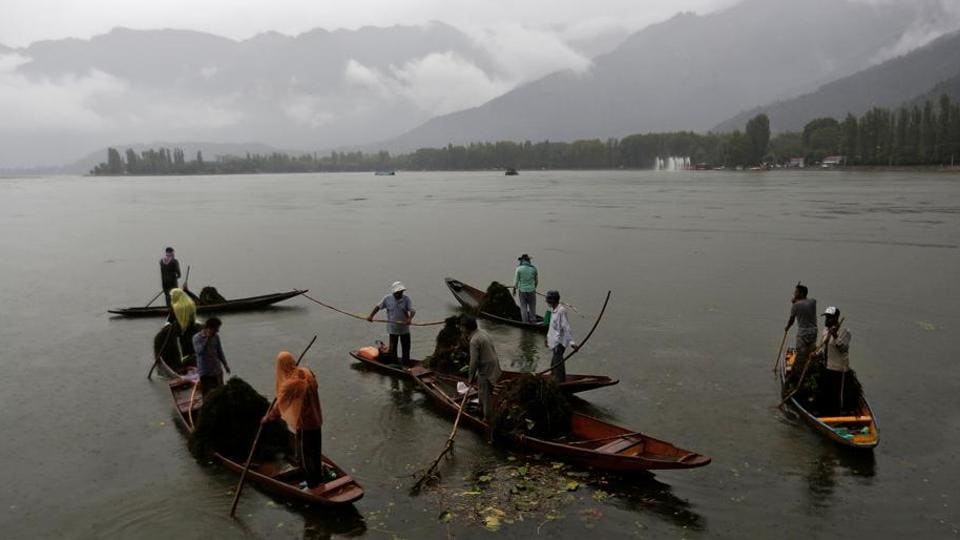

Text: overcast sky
xmin=0 ymin=0 xmax=740 ymax=47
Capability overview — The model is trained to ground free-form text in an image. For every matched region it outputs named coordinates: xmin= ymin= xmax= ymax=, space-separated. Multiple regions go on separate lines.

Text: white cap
xmin=822 ymin=306 xmax=839 ymax=316
xmin=391 ymin=281 xmax=406 ymax=293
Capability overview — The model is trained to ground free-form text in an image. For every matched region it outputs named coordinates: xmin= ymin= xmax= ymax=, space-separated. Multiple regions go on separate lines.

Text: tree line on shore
xmin=91 ymin=95 xmax=960 ymax=176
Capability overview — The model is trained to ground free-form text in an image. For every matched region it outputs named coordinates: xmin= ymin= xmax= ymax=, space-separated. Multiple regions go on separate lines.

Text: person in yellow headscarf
xmin=262 ymin=351 xmax=324 ymax=490
xmin=168 ymin=288 xmax=198 ymax=358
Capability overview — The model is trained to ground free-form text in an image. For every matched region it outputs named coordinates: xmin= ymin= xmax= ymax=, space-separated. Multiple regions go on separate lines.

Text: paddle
xmin=779 ymin=318 xmax=844 ymax=408
xmin=535 ymin=291 xmax=611 ymax=377
xmin=229 ymin=335 xmax=317 ymax=517
xmin=411 ymin=376 xmax=474 ymax=493
xmin=143 ymin=290 xmax=163 ymax=308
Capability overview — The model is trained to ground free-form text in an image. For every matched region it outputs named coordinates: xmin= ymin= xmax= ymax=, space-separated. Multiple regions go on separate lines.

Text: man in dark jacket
xmin=160 ymin=246 xmax=181 ymax=306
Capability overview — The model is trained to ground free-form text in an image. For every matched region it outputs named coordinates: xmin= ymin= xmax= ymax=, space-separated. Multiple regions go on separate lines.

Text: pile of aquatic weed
xmin=423 ymin=316 xmax=469 ymax=374
xmin=198 ymin=286 xmax=227 ymax=305
xmin=784 ymin=360 xmax=862 ymax=415
xmin=480 ymin=281 xmax=522 ymax=320
xmin=153 ymin=322 xmax=200 ymax=371
xmin=188 ymin=378 xmax=289 ymax=461
xmin=492 ymin=376 xmax=572 ymax=442
xmin=427 ymin=457 xmax=615 ymax=532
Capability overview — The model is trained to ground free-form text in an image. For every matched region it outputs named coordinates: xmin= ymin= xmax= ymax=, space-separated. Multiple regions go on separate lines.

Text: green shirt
xmin=514 ymin=262 xmax=538 ymax=293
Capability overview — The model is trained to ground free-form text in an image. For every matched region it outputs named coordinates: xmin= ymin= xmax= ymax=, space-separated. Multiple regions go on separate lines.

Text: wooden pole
xmin=536 ymin=291 xmax=611 ymax=376
xmin=411 ymin=378 xmax=473 ymax=493
xmin=772 ymin=330 xmax=788 ymax=373
xmin=229 ymin=335 xmax=317 ymax=517
xmin=144 ymin=290 xmax=163 ymax=308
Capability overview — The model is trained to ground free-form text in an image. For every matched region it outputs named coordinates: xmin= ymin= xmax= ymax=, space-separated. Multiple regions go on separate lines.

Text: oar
xmin=779 ymin=318 xmax=843 ymax=408
xmin=229 ymin=335 xmax=317 ymax=517
xmin=183 ymin=265 xmax=191 ymax=289
xmin=411 ymin=376 xmax=474 ymax=493
xmin=147 ymin=323 xmax=176 ymax=380
xmin=771 ymin=330 xmax=788 ymax=374
xmin=535 ymin=291 xmax=611 ymax=377
xmin=144 ymin=290 xmax=163 ymax=308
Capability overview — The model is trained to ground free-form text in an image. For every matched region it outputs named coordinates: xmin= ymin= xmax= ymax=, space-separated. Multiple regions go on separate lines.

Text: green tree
xmin=745 ymin=114 xmax=770 ymax=164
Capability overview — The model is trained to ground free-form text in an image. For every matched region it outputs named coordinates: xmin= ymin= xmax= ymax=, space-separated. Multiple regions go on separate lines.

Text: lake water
xmin=0 ymin=170 xmax=957 ymax=538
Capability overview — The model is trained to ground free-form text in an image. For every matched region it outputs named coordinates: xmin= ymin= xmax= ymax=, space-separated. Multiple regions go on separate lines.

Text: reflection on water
xmin=597 ymin=474 xmax=706 ymax=531
xmin=804 ymin=444 xmax=876 ymax=513
xmin=511 ymin=331 xmax=541 ymax=371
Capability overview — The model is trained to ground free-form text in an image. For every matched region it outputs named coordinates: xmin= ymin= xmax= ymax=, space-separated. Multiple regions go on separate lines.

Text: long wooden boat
xmin=409 ymin=366 xmax=710 ymax=472
xmin=157 ymin=357 xmax=364 ymax=505
xmin=445 ymin=277 xmax=546 ymax=333
xmin=349 ymin=346 xmax=618 ymax=394
xmin=780 ymin=349 xmax=879 ymax=449
xmin=110 ymin=289 xmax=307 ymax=317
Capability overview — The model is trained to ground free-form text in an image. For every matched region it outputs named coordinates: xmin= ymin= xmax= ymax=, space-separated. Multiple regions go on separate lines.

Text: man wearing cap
xmin=368 ymin=281 xmax=416 ymax=365
xmin=784 ymin=284 xmax=817 ymax=374
xmin=545 ymin=290 xmax=577 ymax=383
xmin=160 ymin=246 xmax=181 ymax=306
xmin=818 ymin=306 xmax=852 ymax=414
xmin=514 ymin=254 xmax=539 ymax=323
xmin=462 ymin=315 xmax=502 ymax=420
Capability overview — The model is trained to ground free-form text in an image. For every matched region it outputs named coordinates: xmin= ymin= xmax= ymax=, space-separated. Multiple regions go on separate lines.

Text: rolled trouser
xmin=550 ymin=345 xmax=566 ymax=383
xmin=518 ymin=291 xmax=537 ymax=323
xmin=479 ymin=379 xmax=495 ymax=420
xmin=389 ymin=333 xmax=411 ymax=364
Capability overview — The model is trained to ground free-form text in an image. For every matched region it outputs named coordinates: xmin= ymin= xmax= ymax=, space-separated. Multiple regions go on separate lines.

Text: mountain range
xmin=716 ymin=29 xmax=960 ymax=132
xmin=382 ymin=0 xmax=960 ymax=151
xmin=3 ymin=0 xmax=960 ymax=169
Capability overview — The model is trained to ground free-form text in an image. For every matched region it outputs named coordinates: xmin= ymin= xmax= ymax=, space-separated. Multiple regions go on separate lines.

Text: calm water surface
xmin=0 ymin=171 xmax=958 ymax=538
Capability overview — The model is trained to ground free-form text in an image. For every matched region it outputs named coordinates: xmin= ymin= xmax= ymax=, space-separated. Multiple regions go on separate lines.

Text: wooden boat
xmin=157 ymin=357 xmax=364 ymax=505
xmin=504 ymin=167 xmax=519 ymax=176
xmin=445 ymin=278 xmax=546 ymax=333
xmin=780 ymin=349 xmax=879 ymax=449
xmin=409 ymin=366 xmax=710 ymax=472
xmin=110 ymin=289 xmax=307 ymax=317
xmin=349 ymin=346 xmax=618 ymax=394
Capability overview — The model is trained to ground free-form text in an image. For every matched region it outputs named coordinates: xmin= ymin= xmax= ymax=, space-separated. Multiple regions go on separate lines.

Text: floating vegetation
xmin=422 ymin=316 xmax=469 ymax=375
xmin=424 ymin=457 xmax=618 ymax=532
xmin=188 ymin=378 xmax=289 ymax=461
xmin=491 ymin=376 xmax=572 ymax=442
xmin=480 ymin=281 xmax=522 ymax=320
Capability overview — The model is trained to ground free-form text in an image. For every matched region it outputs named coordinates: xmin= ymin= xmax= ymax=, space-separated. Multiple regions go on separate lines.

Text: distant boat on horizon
xmin=374 ymin=170 xmax=396 ymax=176
xmin=504 ymin=167 xmax=518 ymax=176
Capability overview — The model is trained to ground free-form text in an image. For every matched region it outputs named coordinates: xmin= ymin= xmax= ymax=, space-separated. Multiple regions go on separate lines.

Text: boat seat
xmin=595 ymin=437 xmax=640 ymax=454
xmin=316 ymin=474 xmax=352 ymax=493
xmin=818 ymin=415 xmax=872 ymax=423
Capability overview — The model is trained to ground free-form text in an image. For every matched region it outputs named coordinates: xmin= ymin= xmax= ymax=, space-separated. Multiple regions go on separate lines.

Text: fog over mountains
xmin=384 ymin=0 xmax=960 ymax=151
xmin=2 ymin=0 xmax=960 ymax=169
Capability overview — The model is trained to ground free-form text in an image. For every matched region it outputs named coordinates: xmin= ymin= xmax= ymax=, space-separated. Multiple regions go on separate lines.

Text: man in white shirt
xmin=818 ymin=306 xmax=852 ymax=414
xmin=545 ymin=290 xmax=577 ymax=383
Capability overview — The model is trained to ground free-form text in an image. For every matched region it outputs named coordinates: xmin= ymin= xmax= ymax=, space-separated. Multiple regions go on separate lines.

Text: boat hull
xmin=110 ymin=289 xmax=307 ymax=317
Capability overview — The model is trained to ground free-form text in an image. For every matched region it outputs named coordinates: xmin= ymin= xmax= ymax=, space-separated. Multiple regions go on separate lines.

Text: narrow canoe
xmin=410 ymin=366 xmax=710 ymax=472
xmin=349 ymin=346 xmax=618 ymax=394
xmin=157 ymin=357 xmax=364 ymax=505
xmin=444 ymin=277 xmax=547 ymax=333
xmin=780 ymin=349 xmax=879 ymax=449
xmin=110 ymin=289 xmax=307 ymax=317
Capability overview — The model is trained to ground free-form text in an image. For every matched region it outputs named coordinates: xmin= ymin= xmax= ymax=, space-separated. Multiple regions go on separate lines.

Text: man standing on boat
xmin=193 ymin=317 xmax=230 ymax=396
xmin=545 ymin=290 xmax=577 ymax=383
xmin=462 ymin=315 xmax=502 ymax=420
xmin=514 ymin=254 xmax=539 ymax=323
xmin=160 ymin=246 xmax=181 ymax=306
xmin=262 ymin=351 xmax=324 ymax=491
xmin=817 ymin=306 xmax=852 ymax=414
xmin=785 ymin=284 xmax=817 ymax=376
xmin=367 ymin=281 xmax=416 ymax=365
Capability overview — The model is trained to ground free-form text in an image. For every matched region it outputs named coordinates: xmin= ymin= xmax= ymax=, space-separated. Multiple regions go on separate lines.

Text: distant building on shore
xmin=822 ymin=156 xmax=845 ymax=167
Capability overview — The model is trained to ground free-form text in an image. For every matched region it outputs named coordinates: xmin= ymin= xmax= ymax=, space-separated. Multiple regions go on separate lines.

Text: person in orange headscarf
xmin=261 ymin=351 xmax=324 ymax=490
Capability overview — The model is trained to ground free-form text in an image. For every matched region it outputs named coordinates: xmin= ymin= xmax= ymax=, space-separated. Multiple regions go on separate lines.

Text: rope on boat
xmin=302 ymin=292 xmax=446 ymax=326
